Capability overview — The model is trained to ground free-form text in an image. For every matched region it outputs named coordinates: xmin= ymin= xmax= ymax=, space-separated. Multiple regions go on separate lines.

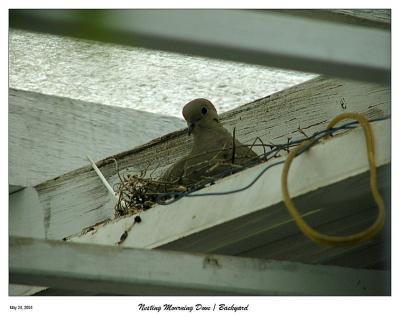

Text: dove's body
xmin=161 ymin=99 xmax=259 ymax=185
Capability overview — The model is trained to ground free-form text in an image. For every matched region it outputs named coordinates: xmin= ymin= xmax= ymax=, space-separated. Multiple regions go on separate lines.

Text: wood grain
xmin=10 ymin=237 xmax=390 ymax=295
xmin=9 ymin=88 xmax=184 ymax=187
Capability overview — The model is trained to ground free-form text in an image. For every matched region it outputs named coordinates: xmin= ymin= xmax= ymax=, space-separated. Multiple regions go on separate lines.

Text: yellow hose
xmin=281 ymin=113 xmax=385 ymax=246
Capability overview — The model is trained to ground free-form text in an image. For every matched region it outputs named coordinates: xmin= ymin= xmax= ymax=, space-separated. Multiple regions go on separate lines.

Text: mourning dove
xmin=161 ymin=98 xmax=259 ymax=185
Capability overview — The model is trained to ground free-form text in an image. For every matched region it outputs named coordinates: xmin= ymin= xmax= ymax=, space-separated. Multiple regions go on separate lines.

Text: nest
xmin=111 ymin=136 xmax=296 ymax=218
xmin=114 ymin=172 xmax=187 ymax=217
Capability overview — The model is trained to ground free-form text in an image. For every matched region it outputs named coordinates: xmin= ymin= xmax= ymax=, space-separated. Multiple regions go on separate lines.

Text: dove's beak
xmin=187 ymin=122 xmax=195 ymax=135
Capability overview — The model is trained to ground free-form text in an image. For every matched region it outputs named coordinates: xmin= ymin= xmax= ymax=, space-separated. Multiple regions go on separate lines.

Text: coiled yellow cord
xmin=281 ymin=113 xmax=385 ymax=246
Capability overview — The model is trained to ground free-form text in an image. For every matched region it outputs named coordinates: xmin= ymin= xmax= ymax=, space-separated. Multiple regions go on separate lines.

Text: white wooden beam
xmin=9 ymin=237 xmax=390 ymax=295
xmin=274 ymin=9 xmax=390 ymax=29
xmin=9 ymin=185 xmax=24 ymax=194
xmin=10 ymin=10 xmax=390 ymax=83
xmin=9 ymin=88 xmax=183 ymax=187
xmin=68 ymin=120 xmax=390 ymax=257
xmin=9 ymin=284 xmax=47 ymax=296
xmin=9 ymin=187 xmax=46 ymax=239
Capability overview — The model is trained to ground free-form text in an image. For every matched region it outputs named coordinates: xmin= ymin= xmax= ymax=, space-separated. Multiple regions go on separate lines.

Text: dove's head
xmin=182 ymin=98 xmax=219 ymax=135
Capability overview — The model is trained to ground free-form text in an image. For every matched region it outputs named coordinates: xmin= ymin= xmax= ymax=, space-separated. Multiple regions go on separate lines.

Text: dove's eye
xmin=201 ymin=107 xmax=208 ymax=114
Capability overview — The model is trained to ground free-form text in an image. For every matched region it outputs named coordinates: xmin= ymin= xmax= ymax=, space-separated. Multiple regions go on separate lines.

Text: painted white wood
xmin=68 ymin=120 xmax=390 ymax=252
xmin=9 ymin=76 xmax=390 ymax=241
xmin=9 ymin=185 xmax=23 ymax=194
xmin=9 ymin=237 xmax=390 ymax=295
xmin=276 ymin=9 xmax=390 ymax=29
xmin=330 ymin=9 xmax=390 ymax=25
xmin=8 ymin=88 xmax=184 ymax=187
xmin=11 ymin=10 xmax=390 ymax=83
xmin=9 ymin=284 xmax=47 ymax=296
xmin=9 ymin=187 xmax=46 ymax=239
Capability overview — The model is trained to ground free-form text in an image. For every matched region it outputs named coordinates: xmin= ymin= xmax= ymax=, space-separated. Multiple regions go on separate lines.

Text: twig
xmin=297 ymin=125 xmax=309 ymax=138
xmin=87 ymin=155 xmax=118 ymax=202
